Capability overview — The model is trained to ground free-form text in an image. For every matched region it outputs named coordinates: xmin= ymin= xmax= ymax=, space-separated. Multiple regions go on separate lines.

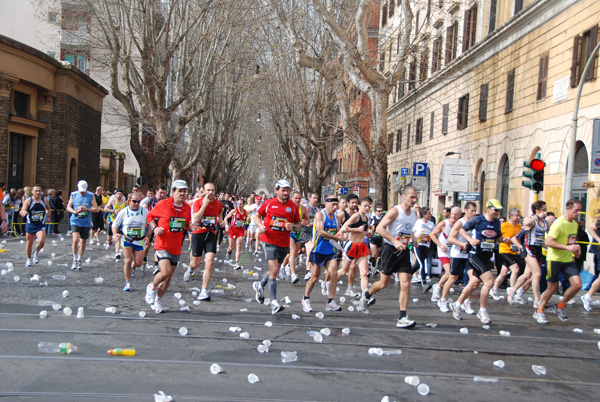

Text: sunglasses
xmin=131 ymin=200 xmax=141 ymax=204
xmin=376 ymin=210 xmax=382 ymax=212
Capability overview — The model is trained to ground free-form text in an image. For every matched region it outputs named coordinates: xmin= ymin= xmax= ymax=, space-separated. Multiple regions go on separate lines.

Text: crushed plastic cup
xmin=180 ymin=306 xmax=191 ymax=312
xmin=210 ymin=363 xmax=223 ymax=374
xmin=94 ymin=277 xmax=104 ymax=284
xmin=368 ymin=347 xmax=384 ymax=356
xmin=174 ymin=292 xmax=182 ymax=299
xmin=257 ymin=344 xmax=269 ymax=353
xmin=240 ymin=332 xmax=250 ymax=339
xmin=105 ymin=307 xmax=117 ymax=314
xmin=39 ymin=310 xmax=48 ymax=319
xmin=593 ymin=328 xmax=600 ymax=335
xmin=426 ymin=323 xmax=437 ymax=328
xmin=291 ymin=314 xmax=300 ymax=320
xmin=320 ymin=328 xmax=331 ymax=336
xmin=381 ymin=397 xmax=390 ymax=402
xmin=573 ymin=328 xmax=583 ymax=333
xmin=63 ymin=307 xmax=72 ymax=316
xmin=262 ymin=340 xmax=272 ymax=347
xmin=179 ymin=327 xmax=188 ymax=336
xmin=20 ymin=240 xmax=25 ymax=244
xmin=382 ymin=349 xmax=402 ymax=356
xmin=153 ymin=390 xmax=173 ymax=402
xmin=405 ymin=376 xmax=420 ymax=386
xmin=460 ymin=327 xmax=469 ymax=334
xmin=13 ymin=275 xmax=20 ymax=282
xmin=597 ymin=341 xmax=600 ymax=351
xmin=473 ymin=376 xmax=498 ymax=383
xmin=532 ymin=365 xmax=547 ymax=375
xmin=499 ymin=330 xmax=511 ymax=337
xmin=417 ymin=383 xmax=430 ymax=396
xmin=193 ymin=301 xmax=201 ymax=306
xmin=412 ymin=298 xmax=419 ymax=303
xmin=482 ymin=325 xmax=490 ymax=330
xmin=264 ymin=321 xmax=273 ymax=327
xmin=178 ymin=300 xmax=186 ymax=306
xmin=47 ymin=261 xmax=53 ymax=266
xmin=281 ymin=351 xmax=298 ymax=363
xmin=139 ymin=311 xmax=146 ymax=318
xmin=247 ymin=373 xmax=260 ymax=384
xmin=30 ymin=274 xmax=41 ymax=282
xmin=281 ymin=296 xmax=292 ymax=304
xmin=85 ymin=258 xmax=91 ymax=263
xmin=493 ymin=360 xmax=505 ymax=368
xmin=52 ymin=275 xmax=66 ymax=280
xmin=313 ymin=333 xmax=323 ymax=343
xmin=76 ymin=307 xmax=84 ymax=319
xmin=315 ymin=312 xmax=324 ymax=319
xmin=339 ymin=296 xmax=346 ymax=303
xmin=348 ymin=306 xmax=355 ymax=312
xmin=62 ymin=290 xmax=69 ymax=298
xmin=0 ymin=269 xmax=6 ymax=276
xmin=229 ymin=327 xmax=242 ymax=332
xmin=52 ymin=303 xmax=62 ymax=311
xmin=342 ymin=327 xmax=350 ymax=335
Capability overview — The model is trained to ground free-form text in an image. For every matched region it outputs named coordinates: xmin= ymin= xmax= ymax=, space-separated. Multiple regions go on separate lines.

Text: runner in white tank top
xmin=429 ymin=207 xmax=462 ymax=303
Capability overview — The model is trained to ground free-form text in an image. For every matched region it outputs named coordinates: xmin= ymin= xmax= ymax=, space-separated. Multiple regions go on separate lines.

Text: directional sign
xmin=340 ymin=187 xmax=349 ymax=195
xmin=413 ymin=163 xmax=428 ymax=177
xmin=400 ymin=168 xmax=409 ymax=178
xmin=458 ymin=192 xmax=481 ymax=201
xmin=412 ymin=176 xmax=427 ymax=191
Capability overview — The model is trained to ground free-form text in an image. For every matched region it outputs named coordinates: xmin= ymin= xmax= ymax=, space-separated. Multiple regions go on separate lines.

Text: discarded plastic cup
xmin=13 ymin=275 xmax=20 ymax=282
xmin=47 ymin=261 xmax=53 ymax=266
xmin=339 ymin=296 xmax=346 ymax=303
xmin=247 ymin=373 xmax=260 ymax=384
xmin=382 ymin=349 xmax=402 ymax=356
xmin=417 ymin=383 xmax=430 ymax=396
xmin=532 ymin=365 xmax=547 ymax=375
xmin=264 ymin=321 xmax=273 ymax=327
xmin=174 ymin=292 xmax=182 ymax=299
xmin=426 ymin=323 xmax=437 ymax=328
xmin=63 ymin=307 xmax=72 ymax=316
xmin=139 ymin=311 xmax=146 ymax=318
xmin=315 ymin=312 xmax=324 ymax=319
xmin=412 ymin=298 xmax=419 ymax=303
xmin=240 ymin=332 xmax=250 ymax=339
xmin=180 ymin=306 xmax=191 ymax=312
xmin=257 ymin=344 xmax=269 ymax=353
xmin=499 ymin=330 xmax=510 ymax=337
xmin=405 ymin=376 xmax=420 ymax=386
xmin=30 ymin=274 xmax=41 ymax=282
xmin=348 ymin=306 xmax=355 ymax=312
xmin=320 ymin=328 xmax=331 ymax=336
xmin=62 ymin=290 xmax=69 ymax=298
xmin=281 ymin=351 xmax=298 ymax=363
xmin=229 ymin=327 xmax=242 ymax=332
xmin=39 ymin=310 xmax=48 ymax=319
xmin=493 ymin=360 xmax=505 ymax=368
xmin=291 ymin=314 xmax=300 ymax=320
xmin=262 ymin=339 xmax=272 ymax=346
xmin=179 ymin=327 xmax=188 ymax=336
xmin=52 ymin=303 xmax=62 ymax=311
xmin=342 ymin=327 xmax=350 ymax=335
xmin=482 ymin=325 xmax=490 ymax=330
xmin=178 ymin=300 xmax=186 ymax=306
xmin=94 ymin=277 xmax=104 ymax=284
xmin=76 ymin=307 xmax=84 ymax=319
xmin=105 ymin=307 xmax=117 ymax=314
xmin=573 ymin=328 xmax=583 ymax=333
xmin=313 ymin=333 xmax=323 ymax=343
xmin=52 ymin=275 xmax=66 ymax=281
xmin=593 ymin=328 xmax=600 ymax=335
xmin=460 ymin=327 xmax=469 ymax=334
xmin=210 ymin=363 xmax=223 ymax=374
xmin=473 ymin=376 xmax=499 ymax=383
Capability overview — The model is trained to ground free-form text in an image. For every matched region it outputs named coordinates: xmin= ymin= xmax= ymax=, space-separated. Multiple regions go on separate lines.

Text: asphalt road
xmin=1 ymin=230 xmax=599 ymax=402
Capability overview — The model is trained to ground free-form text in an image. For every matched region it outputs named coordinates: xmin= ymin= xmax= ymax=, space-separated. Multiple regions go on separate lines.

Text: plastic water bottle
xmin=105 ymin=307 xmax=117 ymax=314
xmin=38 ymin=342 xmax=77 ymax=354
xmin=229 ymin=326 xmax=242 ymax=332
xmin=281 ymin=351 xmax=298 ymax=363
xmin=382 ymin=349 xmax=402 ymax=356
xmin=320 ymin=328 xmax=331 ymax=336
xmin=39 ymin=310 xmax=48 ymax=319
xmin=473 ymin=376 xmax=499 ymax=383
xmin=108 ymin=348 xmax=135 ymax=356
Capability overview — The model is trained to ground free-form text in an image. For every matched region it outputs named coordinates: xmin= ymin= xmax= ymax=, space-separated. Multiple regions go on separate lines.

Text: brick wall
xmin=0 ymin=95 xmax=8 ymax=184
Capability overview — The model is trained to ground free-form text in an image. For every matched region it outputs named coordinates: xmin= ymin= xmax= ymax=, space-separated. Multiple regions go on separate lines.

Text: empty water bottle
xmin=39 ymin=310 xmax=48 ymax=319
xmin=281 ymin=351 xmax=298 ymax=363
xmin=532 ymin=365 xmax=546 ymax=375
xmin=247 ymin=373 xmax=260 ymax=384
xmin=38 ymin=342 xmax=77 ymax=354
xmin=493 ymin=360 xmax=505 ymax=368
xmin=257 ymin=344 xmax=269 ymax=353
xmin=105 ymin=307 xmax=117 ymax=314
xmin=229 ymin=326 xmax=242 ymax=332
xmin=382 ymin=349 xmax=402 ymax=356
xmin=108 ymin=348 xmax=135 ymax=356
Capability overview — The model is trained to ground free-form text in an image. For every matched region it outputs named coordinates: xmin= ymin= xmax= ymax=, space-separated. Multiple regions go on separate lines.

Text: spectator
xmin=53 ymin=190 xmax=65 ymax=234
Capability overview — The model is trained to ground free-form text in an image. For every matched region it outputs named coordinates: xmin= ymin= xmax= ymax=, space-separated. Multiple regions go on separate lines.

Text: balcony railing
xmin=61 ymin=29 xmax=89 ymax=46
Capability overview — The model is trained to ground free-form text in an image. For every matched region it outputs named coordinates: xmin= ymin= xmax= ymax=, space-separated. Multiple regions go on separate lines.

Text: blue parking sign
xmin=400 ymin=168 xmax=409 ymax=178
xmin=413 ymin=163 xmax=427 ymax=177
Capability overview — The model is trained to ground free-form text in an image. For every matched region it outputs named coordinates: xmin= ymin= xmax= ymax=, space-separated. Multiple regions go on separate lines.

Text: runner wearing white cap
xmin=66 ymin=180 xmax=100 ymax=269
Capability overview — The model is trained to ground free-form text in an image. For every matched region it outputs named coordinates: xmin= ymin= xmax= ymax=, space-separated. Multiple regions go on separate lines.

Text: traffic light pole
xmin=565 ymin=40 xmax=600 ymax=206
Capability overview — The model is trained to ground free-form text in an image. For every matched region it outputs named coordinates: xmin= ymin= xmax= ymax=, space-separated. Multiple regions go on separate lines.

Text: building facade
xmin=386 ymin=0 xmax=600 ymax=219
xmin=0 ymin=34 xmax=107 ymax=192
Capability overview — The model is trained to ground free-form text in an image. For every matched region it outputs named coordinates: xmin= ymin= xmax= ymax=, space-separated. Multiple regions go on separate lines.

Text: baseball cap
xmin=486 ymin=199 xmax=503 ymax=211
xmin=172 ymin=180 xmax=189 ymax=190
xmin=275 ymin=179 xmax=291 ymax=189
xmin=77 ymin=180 xmax=88 ymax=192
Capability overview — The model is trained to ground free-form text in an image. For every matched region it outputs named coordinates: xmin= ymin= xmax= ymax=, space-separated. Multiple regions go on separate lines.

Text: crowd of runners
xmin=4 ymin=178 xmax=600 ymax=328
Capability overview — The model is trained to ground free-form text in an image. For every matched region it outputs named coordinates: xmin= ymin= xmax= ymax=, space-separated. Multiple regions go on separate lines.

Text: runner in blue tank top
xmin=20 ymin=185 xmax=51 ymax=267
xmin=66 ymin=180 xmax=100 ymax=269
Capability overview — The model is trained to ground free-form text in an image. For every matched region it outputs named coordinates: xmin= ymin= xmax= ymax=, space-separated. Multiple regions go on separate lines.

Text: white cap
xmin=275 ymin=179 xmax=291 ymax=189
xmin=172 ymin=180 xmax=189 ymax=190
xmin=77 ymin=180 xmax=88 ymax=192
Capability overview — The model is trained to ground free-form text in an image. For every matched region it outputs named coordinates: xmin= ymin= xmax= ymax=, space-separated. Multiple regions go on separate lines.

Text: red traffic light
xmin=529 ymin=158 xmax=545 ymax=171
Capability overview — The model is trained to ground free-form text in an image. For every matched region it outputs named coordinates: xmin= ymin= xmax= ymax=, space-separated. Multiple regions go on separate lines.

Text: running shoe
xmin=151 ymin=298 xmax=165 ymax=313
xmin=290 ymin=273 xmax=299 ymax=284
xmin=396 ymin=316 xmax=416 ymax=328
xmin=26 ymin=258 xmax=32 ymax=267
xmin=533 ymin=310 xmax=548 ymax=324
xmin=321 ymin=281 xmax=328 ymax=296
xmin=130 ymin=266 xmax=136 ymax=279
xmin=197 ymin=289 xmax=211 ymax=301
xmin=113 ymin=253 xmax=121 ymax=262
xmin=326 ymin=300 xmax=342 ymax=311
xmin=32 ymin=251 xmax=39 ymax=264
xmin=344 ymin=287 xmax=358 ymax=297
xmin=581 ymin=295 xmax=592 ymax=312
xmin=253 ymin=251 xmax=259 ymax=257
xmin=152 ymin=266 xmax=160 ymax=275
xmin=145 ymin=283 xmax=157 ymax=305
xmin=358 ymin=289 xmax=369 ymax=311
xmin=450 ymin=302 xmax=462 ymax=320
xmin=285 ymin=264 xmax=291 ymax=278
xmin=123 ymin=281 xmax=131 ymax=291
xmin=367 ymin=296 xmax=376 ymax=306
xmin=253 ymin=281 xmax=264 ymax=304
xmin=76 ymin=259 xmax=82 ymax=270
xmin=507 ymin=287 xmax=515 ymax=304
xmin=430 ymin=284 xmax=441 ymax=301
xmin=477 ymin=309 xmax=491 ymax=324
xmin=549 ymin=304 xmax=568 ymax=322
xmin=304 ymin=271 xmax=312 ymax=281
xmin=278 ymin=266 xmax=286 ymax=280
xmin=234 ymin=264 xmax=242 ymax=271
xmin=301 ymin=298 xmax=313 ymax=313
xmin=71 ymin=258 xmax=77 ymax=270
xmin=462 ymin=299 xmax=475 ymax=315
xmin=183 ymin=267 xmax=193 ymax=282
xmin=533 ymin=299 xmax=540 ymax=309
xmin=438 ymin=299 xmax=450 ymax=313
xmin=489 ymin=287 xmax=500 ymax=301
xmin=271 ymin=300 xmax=284 ymax=315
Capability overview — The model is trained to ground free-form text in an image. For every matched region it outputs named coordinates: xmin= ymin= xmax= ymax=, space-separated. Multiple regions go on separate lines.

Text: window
xmin=457 ymin=94 xmax=469 ymax=130
xmin=426 ymin=0 xmax=432 ymax=21
xmin=500 ymin=156 xmax=510 ymax=211
xmin=479 ymin=83 xmax=489 ymax=121
xmin=408 ymin=61 xmax=416 ymax=90
xmin=537 ymin=53 xmax=549 ymax=101
xmin=12 ymin=91 xmax=29 ymax=118
xmin=432 ymin=36 xmax=443 ymax=73
xmin=396 ymin=129 xmax=402 ymax=152
xmin=419 ymin=48 xmax=429 ymax=82
xmin=416 ymin=118 xmax=423 ymax=144
xmin=398 ymin=70 xmax=406 ymax=98
xmin=570 ymin=25 xmax=598 ymax=87
xmin=407 ymin=124 xmax=411 ymax=148
xmin=442 ymin=104 xmax=449 ymax=134
xmin=380 ymin=52 xmax=385 ymax=72
xmin=416 ymin=11 xmax=420 ymax=34
xmin=462 ymin=5 xmax=477 ymax=52
xmin=489 ymin=0 xmax=497 ymax=33
xmin=389 ymin=0 xmax=395 ymax=17
xmin=48 ymin=12 xmax=57 ymax=23
xmin=388 ymin=132 xmax=394 ymax=154
xmin=382 ymin=2 xmax=388 ymax=27
xmin=393 ymin=85 xmax=397 ymax=103
xmin=514 ymin=0 xmax=524 ymax=14
xmin=446 ymin=21 xmax=458 ymax=65
xmin=505 ymin=69 xmax=515 ymax=113
xmin=430 ymin=111 xmax=435 ymax=139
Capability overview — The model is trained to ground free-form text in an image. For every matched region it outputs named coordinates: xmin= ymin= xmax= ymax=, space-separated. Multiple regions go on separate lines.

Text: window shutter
xmin=479 ymin=83 xmax=488 ymax=121
xmin=571 ymin=35 xmax=581 ymax=88
xmin=462 ymin=10 xmax=470 ymax=53
xmin=586 ymin=24 xmax=598 ymax=81
xmin=470 ymin=6 xmax=477 ymax=49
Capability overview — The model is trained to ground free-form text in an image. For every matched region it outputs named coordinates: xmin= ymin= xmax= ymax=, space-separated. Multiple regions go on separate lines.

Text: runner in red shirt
xmin=144 ymin=180 xmax=192 ymax=313
xmin=182 ymin=182 xmax=223 ymax=301
xmin=252 ymin=179 xmax=300 ymax=314
xmin=225 ymin=197 xmax=248 ymax=270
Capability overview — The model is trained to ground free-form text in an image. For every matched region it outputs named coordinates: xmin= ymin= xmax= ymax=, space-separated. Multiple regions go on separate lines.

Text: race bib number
xmin=480 ymin=239 xmax=497 ymax=251
xmin=567 ymin=234 xmax=576 ymax=245
xmin=420 ymin=235 xmax=431 ymax=243
xmin=396 ymin=234 xmax=411 ymax=245
xmin=510 ymin=244 xmax=519 ymax=252
xmin=270 ymin=216 xmax=288 ymax=231
xmin=31 ymin=211 xmax=45 ymax=222
xmin=534 ymin=236 xmax=545 ymax=247
xmin=169 ymin=217 xmax=186 ymax=232
xmin=201 ymin=216 xmax=216 ymax=229
xmin=125 ymin=226 xmax=142 ymax=237
xmin=77 ymin=211 xmax=88 ymax=219
xmin=327 ymin=228 xmax=337 ymax=235
xmin=234 ymin=219 xmax=245 ymax=228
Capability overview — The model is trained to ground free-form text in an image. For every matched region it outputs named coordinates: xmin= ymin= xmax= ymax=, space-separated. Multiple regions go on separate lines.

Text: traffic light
xmin=522 ymin=158 xmax=545 ymax=192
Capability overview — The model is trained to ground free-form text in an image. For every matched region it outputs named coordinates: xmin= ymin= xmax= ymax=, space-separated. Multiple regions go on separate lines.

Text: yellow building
xmin=386 ymin=0 xmax=600 ymax=219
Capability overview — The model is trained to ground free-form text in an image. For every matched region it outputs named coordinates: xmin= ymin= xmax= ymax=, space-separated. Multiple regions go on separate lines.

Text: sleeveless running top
xmin=291 ymin=204 xmax=303 ymax=239
xmin=312 ymin=210 xmax=338 ymax=255
xmin=109 ymin=198 xmax=126 ymax=223
xmin=384 ymin=205 xmax=417 ymax=246
xmin=69 ymin=191 xmax=94 ymax=227
xmin=26 ymin=197 xmax=46 ymax=225
xmin=302 ymin=204 xmax=319 ymax=235
xmin=525 ymin=215 xmax=548 ymax=247
xmin=369 ymin=214 xmax=383 ymax=238
xmin=113 ymin=206 xmax=148 ymax=241
xmin=231 ymin=208 xmax=248 ymax=230
xmin=350 ymin=212 xmax=369 ymax=232
xmin=437 ymin=219 xmax=452 ymax=258
xmin=450 ymin=217 xmax=470 ymax=259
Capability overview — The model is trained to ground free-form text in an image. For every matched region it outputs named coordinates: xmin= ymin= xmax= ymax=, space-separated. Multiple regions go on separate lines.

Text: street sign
xmin=352 ymin=185 xmax=360 ymax=192
xmin=369 ymin=187 xmax=376 ymax=194
xmin=340 ymin=187 xmax=349 ymax=195
xmin=591 ymin=119 xmax=600 ymax=174
xmin=413 ymin=163 xmax=427 ymax=177
xmin=434 ymin=187 xmax=442 ymax=196
xmin=441 ymin=159 xmax=469 ymax=193
xmin=458 ymin=192 xmax=481 ymax=201
xmin=412 ymin=176 xmax=427 ymax=191
xmin=400 ymin=168 xmax=409 ymax=178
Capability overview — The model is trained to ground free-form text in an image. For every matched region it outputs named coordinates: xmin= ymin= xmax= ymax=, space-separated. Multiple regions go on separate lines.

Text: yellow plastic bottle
xmin=107 ymin=348 xmax=136 ymax=356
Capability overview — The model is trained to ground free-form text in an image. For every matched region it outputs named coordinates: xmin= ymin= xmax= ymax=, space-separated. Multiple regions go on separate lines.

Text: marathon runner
xmin=337 ymin=194 xmax=360 ymax=296
xmin=20 ymin=185 xmax=51 ymax=267
xmin=301 ymin=193 xmax=320 ymax=281
xmin=91 ymin=186 xmax=105 ymax=245
xmin=252 ymin=179 xmax=300 ymax=314
xmin=144 ymin=180 xmax=192 ymax=313
xmin=104 ymin=189 xmax=126 ymax=260
xmin=534 ymin=199 xmax=582 ymax=324
xmin=411 ymin=207 xmax=435 ymax=285
xmin=66 ymin=180 xmax=100 ymax=269
xmin=368 ymin=204 xmax=384 ymax=274
xmin=280 ymin=191 xmax=308 ymax=283
xmin=449 ymin=199 xmax=503 ymax=324
xmin=183 ymin=182 xmax=223 ymax=301
xmin=360 ymin=186 xmax=418 ymax=328
xmin=111 ymin=192 xmax=148 ymax=291
xmin=429 ymin=206 xmax=461 ymax=303
xmin=225 ymin=197 xmax=248 ymax=270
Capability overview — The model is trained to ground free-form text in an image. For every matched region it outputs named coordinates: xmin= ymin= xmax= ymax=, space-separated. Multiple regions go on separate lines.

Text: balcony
xmin=61 ymin=29 xmax=89 ymax=46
